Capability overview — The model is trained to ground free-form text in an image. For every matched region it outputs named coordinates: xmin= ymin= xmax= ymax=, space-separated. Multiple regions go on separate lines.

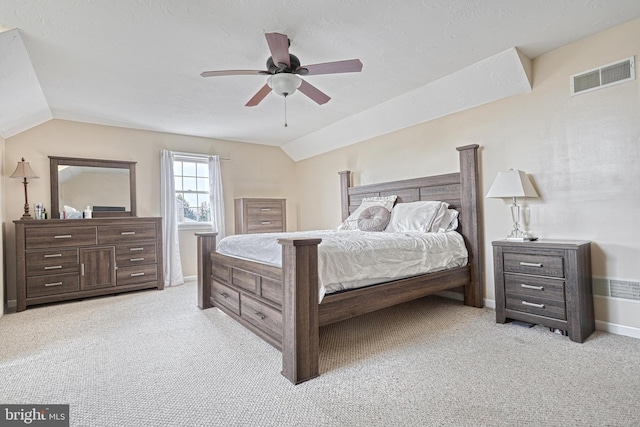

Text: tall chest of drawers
xmin=15 ymin=217 xmax=164 ymax=311
xmin=234 ymin=198 xmax=286 ymax=234
xmin=493 ymin=239 xmax=594 ymax=343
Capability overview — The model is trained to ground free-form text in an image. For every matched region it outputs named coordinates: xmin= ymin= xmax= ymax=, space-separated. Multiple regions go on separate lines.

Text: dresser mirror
xmin=49 ymin=156 xmax=137 ymax=218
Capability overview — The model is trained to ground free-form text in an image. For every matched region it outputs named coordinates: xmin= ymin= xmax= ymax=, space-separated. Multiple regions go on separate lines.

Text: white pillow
xmin=337 ymin=195 xmax=397 ymax=231
xmin=437 ymin=208 xmax=459 ymax=232
xmin=384 ymin=201 xmax=446 ymax=233
xmin=428 ymin=202 xmax=451 ymax=232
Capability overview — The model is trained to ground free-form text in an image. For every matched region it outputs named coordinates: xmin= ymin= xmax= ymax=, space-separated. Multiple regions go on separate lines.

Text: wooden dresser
xmin=493 ymin=239 xmax=594 ymax=343
xmin=15 ymin=217 xmax=163 ymax=311
xmin=234 ymin=198 xmax=286 ymax=234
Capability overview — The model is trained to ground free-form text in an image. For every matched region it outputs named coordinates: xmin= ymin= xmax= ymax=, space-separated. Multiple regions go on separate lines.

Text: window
xmin=173 ymin=157 xmax=210 ymax=225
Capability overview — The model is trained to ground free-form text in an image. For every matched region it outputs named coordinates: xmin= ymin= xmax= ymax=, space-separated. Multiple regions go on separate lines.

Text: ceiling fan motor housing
xmin=267 ymin=54 xmax=304 ymax=74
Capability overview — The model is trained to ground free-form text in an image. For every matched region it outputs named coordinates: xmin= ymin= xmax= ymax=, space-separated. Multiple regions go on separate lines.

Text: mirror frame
xmin=49 ymin=156 xmax=137 ymax=218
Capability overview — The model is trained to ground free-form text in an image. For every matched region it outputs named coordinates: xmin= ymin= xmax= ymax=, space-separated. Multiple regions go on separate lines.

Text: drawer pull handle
xmin=130 ymin=258 xmax=145 ymax=262
xmin=120 ymin=231 xmax=136 ymax=235
xmin=44 ymin=265 xmax=63 ymax=270
xmin=520 ymin=262 xmax=543 ymax=267
xmin=522 ymin=301 xmax=545 ymax=309
xmin=521 ymin=284 xmax=544 ymax=291
xmin=260 ymin=208 xmax=271 ymax=211
xmin=130 ymin=247 xmax=145 ymax=252
xmin=44 ymin=253 xmax=62 ymax=258
xmin=81 ymin=263 xmax=85 ymax=276
xmin=54 ymin=235 xmax=72 ymax=239
xmin=220 ymin=292 xmax=229 ymax=299
xmin=44 ymin=282 xmax=63 ymax=287
xmin=130 ymin=272 xmax=145 ymax=277
xmin=254 ymin=311 xmax=266 ymax=320
xmin=261 ymin=221 xmax=271 ymax=225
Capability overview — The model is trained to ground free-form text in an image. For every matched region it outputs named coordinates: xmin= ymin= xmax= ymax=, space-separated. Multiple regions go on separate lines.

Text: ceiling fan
xmin=200 ymin=32 xmax=363 ymax=109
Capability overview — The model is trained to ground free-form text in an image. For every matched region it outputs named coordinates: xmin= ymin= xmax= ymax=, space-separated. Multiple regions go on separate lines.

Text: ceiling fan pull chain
xmin=284 ymin=94 xmax=288 ymax=127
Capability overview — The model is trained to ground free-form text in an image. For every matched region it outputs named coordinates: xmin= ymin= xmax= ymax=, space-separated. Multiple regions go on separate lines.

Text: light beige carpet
xmin=1 ymin=281 xmax=639 ymax=426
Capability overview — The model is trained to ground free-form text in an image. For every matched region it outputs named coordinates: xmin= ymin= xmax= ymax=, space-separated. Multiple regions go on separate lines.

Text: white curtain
xmin=160 ymin=150 xmax=184 ymax=287
xmin=208 ymin=155 xmax=226 ymax=241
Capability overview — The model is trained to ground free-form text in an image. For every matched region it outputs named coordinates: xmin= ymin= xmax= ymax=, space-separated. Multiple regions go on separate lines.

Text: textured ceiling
xmin=2 ymin=1 xmax=640 ymax=160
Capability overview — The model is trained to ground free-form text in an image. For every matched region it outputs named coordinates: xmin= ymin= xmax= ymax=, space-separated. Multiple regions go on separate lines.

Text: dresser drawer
xmin=240 ymin=295 xmax=282 ymax=342
xmin=27 ymin=273 xmax=80 ymax=298
xmin=211 ymin=280 xmax=240 ymax=315
xmin=116 ymin=242 xmax=157 ymax=266
xmin=246 ymin=219 xmax=284 ymax=234
xmin=116 ymin=264 xmax=157 ymax=286
xmin=98 ymin=223 xmax=157 ymax=244
xmin=245 ymin=201 xmax=284 ymax=217
xmin=26 ymin=249 xmax=79 ymax=276
xmin=503 ymin=252 xmax=564 ymax=278
xmin=25 ymin=226 xmax=96 ymax=249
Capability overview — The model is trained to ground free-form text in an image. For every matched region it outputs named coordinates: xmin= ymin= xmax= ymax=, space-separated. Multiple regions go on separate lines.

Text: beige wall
xmin=294 ymin=19 xmax=640 ymax=333
xmin=3 ymin=119 xmax=297 ymax=306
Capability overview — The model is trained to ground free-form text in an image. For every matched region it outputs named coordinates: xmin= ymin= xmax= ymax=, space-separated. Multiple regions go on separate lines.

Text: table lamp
xmin=10 ymin=157 xmax=39 ymax=220
xmin=486 ymin=169 xmax=538 ymax=241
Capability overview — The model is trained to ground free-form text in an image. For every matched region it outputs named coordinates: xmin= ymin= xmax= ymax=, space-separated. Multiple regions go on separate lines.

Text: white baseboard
xmin=595 ymin=320 xmax=640 ymax=339
xmin=183 ymin=275 xmax=197 ymax=283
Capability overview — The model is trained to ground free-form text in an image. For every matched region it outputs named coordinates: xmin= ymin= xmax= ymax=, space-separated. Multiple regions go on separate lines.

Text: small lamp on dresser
xmin=486 ymin=169 xmax=538 ymax=241
xmin=10 ymin=157 xmax=39 ymax=220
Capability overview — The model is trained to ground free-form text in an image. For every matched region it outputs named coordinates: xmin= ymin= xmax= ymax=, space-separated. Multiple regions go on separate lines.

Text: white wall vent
xmin=593 ymin=276 xmax=640 ymax=301
xmin=570 ymin=56 xmax=635 ymax=96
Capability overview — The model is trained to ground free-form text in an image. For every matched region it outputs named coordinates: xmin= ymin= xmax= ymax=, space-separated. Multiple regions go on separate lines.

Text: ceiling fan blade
xmin=265 ymin=32 xmax=290 ymax=68
xmin=298 ymin=79 xmax=330 ymax=105
xmin=200 ymin=70 xmax=266 ymax=77
xmin=301 ymin=59 xmax=363 ymax=75
xmin=245 ymin=84 xmax=272 ymax=107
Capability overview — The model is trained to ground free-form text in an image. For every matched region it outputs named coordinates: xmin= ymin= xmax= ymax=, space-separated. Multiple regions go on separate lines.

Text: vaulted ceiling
xmin=2 ymin=1 xmax=640 ymax=160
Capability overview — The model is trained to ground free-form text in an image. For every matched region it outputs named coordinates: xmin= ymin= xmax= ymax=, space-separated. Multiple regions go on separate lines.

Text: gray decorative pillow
xmin=357 ymin=205 xmax=391 ymax=232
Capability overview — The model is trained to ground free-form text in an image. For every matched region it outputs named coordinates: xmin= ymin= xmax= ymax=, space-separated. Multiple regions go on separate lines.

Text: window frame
xmin=173 ymin=154 xmax=213 ymax=231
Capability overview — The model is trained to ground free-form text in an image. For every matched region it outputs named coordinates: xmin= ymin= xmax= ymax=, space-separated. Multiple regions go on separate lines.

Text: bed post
xmin=338 ymin=170 xmax=352 ymax=221
xmin=278 ymin=237 xmax=322 ymax=384
xmin=456 ymin=144 xmax=484 ymax=308
xmin=196 ymin=232 xmax=217 ymax=309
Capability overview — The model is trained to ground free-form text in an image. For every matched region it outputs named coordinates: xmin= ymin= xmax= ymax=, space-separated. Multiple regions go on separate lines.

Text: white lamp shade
xmin=10 ymin=158 xmax=39 ymax=179
xmin=267 ymin=73 xmax=302 ymax=96
xmin=486 ymin=169 xmax=538 ymax=198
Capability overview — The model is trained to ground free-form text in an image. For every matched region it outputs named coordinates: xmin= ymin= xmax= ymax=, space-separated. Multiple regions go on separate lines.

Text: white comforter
xmin=216 ymin=230 xmax=468 ymax=301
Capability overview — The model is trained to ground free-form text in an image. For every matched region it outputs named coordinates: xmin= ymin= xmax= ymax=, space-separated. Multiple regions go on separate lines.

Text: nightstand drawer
xmin=504 ymin=274 xmax=565 ymax=302
xmin=503 ymin=253 xmax=564 ymax=278
xmin=506 ymin=294 xmax=566 ymax=320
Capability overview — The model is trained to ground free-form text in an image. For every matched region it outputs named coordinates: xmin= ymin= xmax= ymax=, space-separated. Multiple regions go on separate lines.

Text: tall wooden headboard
xmin=337 ymin=144 xmax=483 ymax=307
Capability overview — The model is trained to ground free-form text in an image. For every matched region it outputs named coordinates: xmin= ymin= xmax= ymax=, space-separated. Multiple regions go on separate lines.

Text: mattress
xmin=216 ymin=229 xmax=468 ymax=301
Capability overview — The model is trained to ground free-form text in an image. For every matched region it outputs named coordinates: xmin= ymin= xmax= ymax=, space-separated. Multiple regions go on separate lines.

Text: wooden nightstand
xmin=492 ymin=239 xmax=595 ymax=343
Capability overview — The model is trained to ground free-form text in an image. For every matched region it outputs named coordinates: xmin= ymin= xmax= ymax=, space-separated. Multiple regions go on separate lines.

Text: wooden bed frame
xmin=196 ymin=144 xmax=483 ymax=384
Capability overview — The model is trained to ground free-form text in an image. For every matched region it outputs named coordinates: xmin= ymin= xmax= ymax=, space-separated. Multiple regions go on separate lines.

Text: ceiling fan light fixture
xmin=268 ymin=73 xmax=302 ymax=97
